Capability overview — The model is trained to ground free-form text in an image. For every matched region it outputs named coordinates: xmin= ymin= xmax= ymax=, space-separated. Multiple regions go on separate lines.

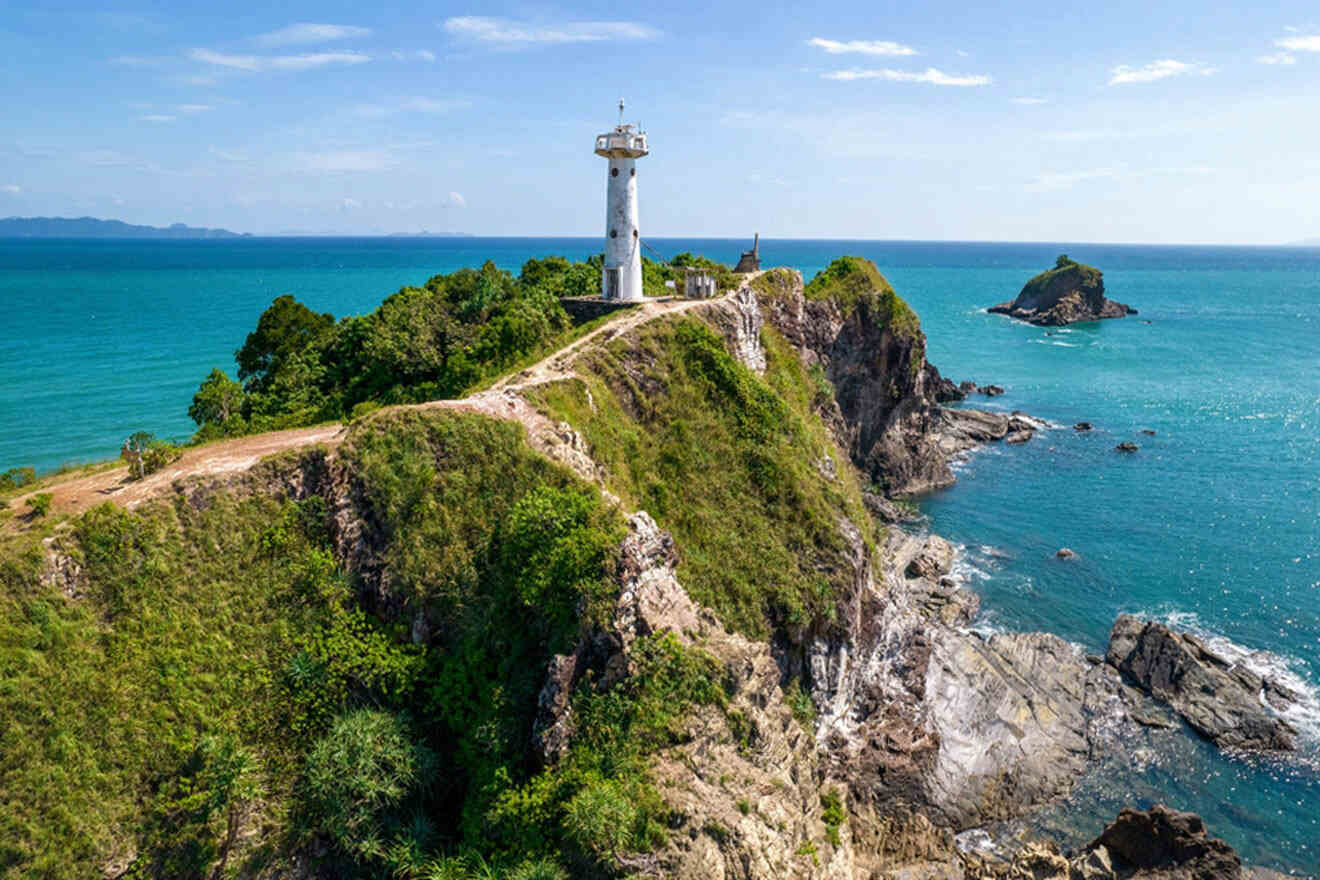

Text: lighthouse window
xmin=611 ymin=168 xmax=618 ymax=177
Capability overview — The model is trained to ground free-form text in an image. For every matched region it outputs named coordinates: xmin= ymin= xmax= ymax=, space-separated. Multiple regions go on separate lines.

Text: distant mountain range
xmin=0 ymin=216 xmax=248 ymax=239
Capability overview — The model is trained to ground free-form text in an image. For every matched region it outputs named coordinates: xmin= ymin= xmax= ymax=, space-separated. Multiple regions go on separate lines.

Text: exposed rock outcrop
xmin=756 ymin=265 xmax=1030 ymax=497
xmin=1086 ymin=806 xmax=1243 ymax=880
xmin=989 ymin=257 xmax=1134 ymax=326
xmin=1105 ymin=615 xmax=1297 ymax=751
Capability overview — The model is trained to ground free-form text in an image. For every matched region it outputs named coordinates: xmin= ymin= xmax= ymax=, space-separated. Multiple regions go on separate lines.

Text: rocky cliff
xmin=989 ymin=256 xmax=1134 ymax=326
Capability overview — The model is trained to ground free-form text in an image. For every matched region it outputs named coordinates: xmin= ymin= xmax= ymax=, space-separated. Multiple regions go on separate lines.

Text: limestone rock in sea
xmin=1074 ymin=421 xmax=1094 ymax=431
xmin=1116 ymin=441 xmax=1139 ymax=452
xmin=1142 ymin=428 xmax=1157 ymax=436
xmin=1105 ymin=615 xmax=1297 ymax=751
xmin=1056 ymin=547 xmax=1077 ymax=559
xmin=988 ymin=256 xmax=1134 ymax=326
xmin=1005 ymin=429 xmax=1033 ymax=444
xmin=980 ymin=384 xmax=1005 ymax=396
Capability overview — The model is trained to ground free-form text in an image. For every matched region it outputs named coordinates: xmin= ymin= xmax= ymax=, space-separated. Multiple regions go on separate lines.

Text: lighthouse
xmin=594 ymin=100 xmax=648 ymax=301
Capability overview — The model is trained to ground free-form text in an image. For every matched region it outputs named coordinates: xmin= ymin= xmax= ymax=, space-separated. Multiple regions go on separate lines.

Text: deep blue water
xmin=2 ymin=237 xmax=1318 ymax=873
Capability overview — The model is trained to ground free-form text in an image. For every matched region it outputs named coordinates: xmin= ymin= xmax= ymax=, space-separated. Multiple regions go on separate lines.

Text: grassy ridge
xmin=528 ymin=314 xmax=875 ymax=637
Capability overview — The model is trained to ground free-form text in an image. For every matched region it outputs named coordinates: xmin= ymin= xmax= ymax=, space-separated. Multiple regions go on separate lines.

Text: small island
xmin=988 ymin=254 xmax=1135 ymax=326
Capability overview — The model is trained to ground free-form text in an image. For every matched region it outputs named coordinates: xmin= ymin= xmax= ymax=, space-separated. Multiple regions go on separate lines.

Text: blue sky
xmin=1 ymin=1 xmax=1318 ymax=242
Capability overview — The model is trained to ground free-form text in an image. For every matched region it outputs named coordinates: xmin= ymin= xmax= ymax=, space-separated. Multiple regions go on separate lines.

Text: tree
xmin=1055 ymin=254 xmax=1077 ymax=269
xmin=235 ymin=295 xmax=334 ymax=392
xmin=189 ymin=369 xmax=245 ymax=433
xmin=121 ymin=431 xmax=155 ymax=479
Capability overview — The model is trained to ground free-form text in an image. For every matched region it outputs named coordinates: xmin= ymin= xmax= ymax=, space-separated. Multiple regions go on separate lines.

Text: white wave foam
xmin=1151 ymin=611 xmax=1320 ymax=750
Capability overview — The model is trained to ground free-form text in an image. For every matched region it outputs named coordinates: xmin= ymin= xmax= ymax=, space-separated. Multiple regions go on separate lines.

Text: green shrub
xmin=28 ymin=492 xmax=51 ymax=518
xmin=141 ymin=441 xmax=183 ymax=476
xmin=821 ymin=788 xmax=845 ymax=846
xmin=301 ymin=708 xmax=435 ymax=864
xmin=0 ymin=466 xmax=36 ymax=491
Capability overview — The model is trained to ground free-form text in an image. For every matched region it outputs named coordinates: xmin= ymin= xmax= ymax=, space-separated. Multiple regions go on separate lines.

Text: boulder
xmin=980 ymin=384 xmax=1005 ymax=396
xmin=958 ymin=380 xmax=979 ymax=395
xmin=1085 ymin=806 xmax=1242 ymax=880
xmin=1074 ymin=421 xmax=1093 ymax=431
xmin=1142 ymin=429 xmax=1157 ymax=436
xmin=988 ymin=256 xmax=1134 ymax=326
xmin=1115 ymin=442 xmax=1138 ymax=452
xmin=1105 ymin=615 xmax=1297 ymax=751
xmin=1004 ymin=429 xmax=1033 ymax=444
xmin=1055 ymin=548 xmax=1076 ymax=559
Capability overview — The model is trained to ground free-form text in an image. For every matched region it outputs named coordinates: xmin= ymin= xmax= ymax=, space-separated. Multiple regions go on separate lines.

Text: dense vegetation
xmin=186 ymin=254 xmax=727 ymax=443
xmin=0 ymin=409 xmax=740 ymax=879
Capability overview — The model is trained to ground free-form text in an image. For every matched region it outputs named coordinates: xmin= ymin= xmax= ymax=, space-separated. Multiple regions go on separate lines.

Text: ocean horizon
xmin=2 ymin=235 xmax=1317 ymax=872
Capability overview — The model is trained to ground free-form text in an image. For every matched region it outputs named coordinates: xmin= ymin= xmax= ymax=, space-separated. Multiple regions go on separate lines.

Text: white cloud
xmin=299 ymin=150 xmax=396 ymax=172
xmin=823 ymin=67 xmax=991 ymax=86
xmin=341 ymin=197 xmax=362 ymax=209
xmin=390 ymin=49 xmax=437 ymax=62
xmin=139 ymin=114 xmax=176 ymax=122
xmin=1012 ymin=96 xmax=1049 ymax=104
xmin=178 ymin=104 xmax=213 ymax=113
xmin=1258 ymin=52 xmax=1296 ymax=65
xmin=808 ymin=37 xmax=917 ymax=56
xmin=2 ymin=184 xmax=21 ymax=194
xmin=447 ymin=191 xmax=466 ymax=207
xmin=1108 ymin=59 xmax=1215 ymax=85
xmin=956 ymin=49 xmax=969 ymax=57
xmin=255 ymin=23 xmax=371 ymax=47
xmin=188 ymin=48 xmax=370 ymax=72
xmin=443 ymin=16 xmax=659 ymax=47
xmin=1276 ymin=34 xmax=1320 ymax=51
xmin=1027 ymin=168 xmax=1119 ymax=192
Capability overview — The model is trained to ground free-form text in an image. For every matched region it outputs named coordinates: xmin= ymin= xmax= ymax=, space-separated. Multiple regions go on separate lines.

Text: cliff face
xmin=989 ymin=258 xmax=1134 ymax=326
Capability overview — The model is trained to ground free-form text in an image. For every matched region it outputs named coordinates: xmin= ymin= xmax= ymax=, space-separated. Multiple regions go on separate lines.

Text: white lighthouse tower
xmin=594 ymin=100 xmax=648 ymax=301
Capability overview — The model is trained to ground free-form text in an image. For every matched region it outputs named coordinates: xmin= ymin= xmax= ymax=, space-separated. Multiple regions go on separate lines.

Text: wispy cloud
xmin=1012 ymin=96 xmax=1049 ymax=104
xmin=442 ymin=16 xmax=659 ymax=47
xmin=1108 ymin=59 xmax=1215 ymax=85
xmin=356 ymin=97 xmax=471 ymax=118
xmin=255 ymin=23 xmax=371 ymax=47
xmin=111 ymin=55 xmax=167 ymax=67
xmin=178 ymin=104 xmax=213 ymax=114
xmin=1027 ymin=168 xmax=1119 ymax=191
xmin=808 ymin=37 xmax=917 ymax=56
xmin=189 ymin=48 xmax=371 ymax=72
xmin=1027 ymin=165 xmax=1214 ymax=192
xmin=298 ymin=150 xmax=396 ymax=173
xmin=139 ymin=114 xmax=176 ymax=122
xmin=209 ymin=147 xmax=250 ymax=162
xmin=447 ymin=192 xmax=466 ymax=207
xmin=823 ymin=67 xmax=991 ymax=86
xmin=1258 ymin=52 xmax=1296 ymax=65
xmin=390 ymin=49 xmax=437 ymax=62
xmin=2 ymin=184 xmax=21 ymax=195
xmin=1275 ymin=34 xmax=1320 ymax=51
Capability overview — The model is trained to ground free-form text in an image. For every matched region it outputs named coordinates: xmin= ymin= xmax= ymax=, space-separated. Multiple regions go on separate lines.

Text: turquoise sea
xmin=1 ymin=237 xmax=1317 ymax=873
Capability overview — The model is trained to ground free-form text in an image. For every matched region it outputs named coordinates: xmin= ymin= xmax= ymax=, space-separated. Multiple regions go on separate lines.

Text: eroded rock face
xmin=988 ymin=261 xmax=1134 ymax=327
xmin=1105 ymin=615 xmax=1297 ymax=751
xmin=757 ymin=271 xmax=1013 ymax=498
xmin=1088 ymin=806 xmax=1243 ymax=880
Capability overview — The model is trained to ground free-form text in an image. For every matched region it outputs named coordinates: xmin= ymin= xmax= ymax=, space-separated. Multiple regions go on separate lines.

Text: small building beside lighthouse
xmin=594 ymin=101 xmax=648 ymax=301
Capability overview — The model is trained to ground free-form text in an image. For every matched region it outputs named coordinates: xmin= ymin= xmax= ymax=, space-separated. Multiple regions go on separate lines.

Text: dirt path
xmin=6 ymin=289 xmax=739 ymax=525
